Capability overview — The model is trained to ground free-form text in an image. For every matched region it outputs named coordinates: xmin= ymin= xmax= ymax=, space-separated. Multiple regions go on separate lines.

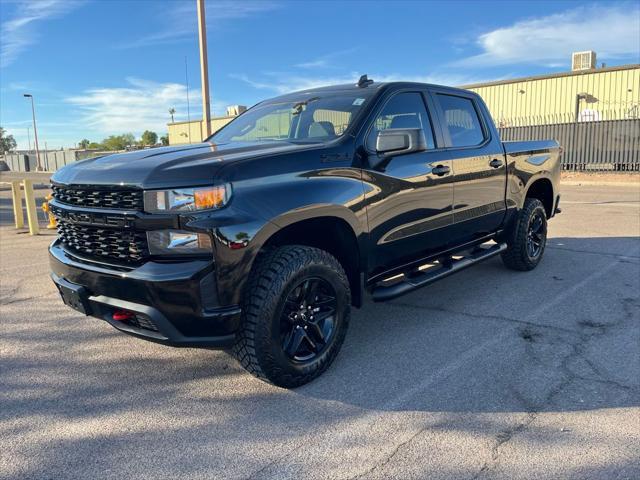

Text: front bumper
xmin=49 ymin=240 xmax=240 ymax=348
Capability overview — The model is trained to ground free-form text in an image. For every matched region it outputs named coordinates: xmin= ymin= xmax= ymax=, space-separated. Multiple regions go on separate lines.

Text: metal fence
xmin=499 ymin=118 xmax=639 ymax=172
xmin=0 ymin=150 xmax=110 ymax=172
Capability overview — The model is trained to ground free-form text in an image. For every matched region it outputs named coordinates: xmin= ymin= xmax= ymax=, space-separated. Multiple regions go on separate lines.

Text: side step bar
xmin=371 ymin=242 xmax=507 ymax=302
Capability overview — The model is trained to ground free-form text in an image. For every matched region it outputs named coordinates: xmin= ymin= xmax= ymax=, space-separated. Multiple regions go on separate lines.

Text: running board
xmin=371 ymin=242 xmax=507 ymax=302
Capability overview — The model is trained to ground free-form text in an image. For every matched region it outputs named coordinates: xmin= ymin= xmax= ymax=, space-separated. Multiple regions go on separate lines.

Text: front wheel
xmin=232 ymin=246 xmax=350 ymax=388
xmin=501 ymin=198 xmax=548 ymax=271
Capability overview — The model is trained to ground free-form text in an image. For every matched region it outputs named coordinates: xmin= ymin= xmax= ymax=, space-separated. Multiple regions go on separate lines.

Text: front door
xmin=361 ymin=91 xmax=455 ymax=276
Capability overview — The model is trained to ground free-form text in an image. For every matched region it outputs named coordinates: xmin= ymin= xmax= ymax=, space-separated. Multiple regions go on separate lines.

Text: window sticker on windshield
xmin=353 ymin=98 xmax=365 ymax=106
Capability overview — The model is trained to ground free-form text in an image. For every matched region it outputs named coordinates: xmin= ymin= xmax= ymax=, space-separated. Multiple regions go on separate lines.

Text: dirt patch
xmin=561 ymin=172 xmax=640 ymax=186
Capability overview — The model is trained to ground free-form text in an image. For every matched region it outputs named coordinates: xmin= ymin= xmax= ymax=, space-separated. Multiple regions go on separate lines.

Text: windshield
xmin=210 ymin=93 xmax=372 ymax=144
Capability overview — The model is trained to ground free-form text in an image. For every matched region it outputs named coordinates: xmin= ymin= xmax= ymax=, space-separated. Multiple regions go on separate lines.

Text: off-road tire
xmin=232 ymin=245 xmax=350 ymax=388
xmin=501 ymin=198 xmax=548 ymax=271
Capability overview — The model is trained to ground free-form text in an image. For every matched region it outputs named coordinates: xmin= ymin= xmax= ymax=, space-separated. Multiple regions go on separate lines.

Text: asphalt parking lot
xmin=1 ymin=183 xmax=639 ymax=480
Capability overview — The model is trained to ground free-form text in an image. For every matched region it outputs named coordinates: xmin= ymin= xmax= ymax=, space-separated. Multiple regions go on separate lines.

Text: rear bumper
xmin=49 ymin=241 xmax=240 ymax=348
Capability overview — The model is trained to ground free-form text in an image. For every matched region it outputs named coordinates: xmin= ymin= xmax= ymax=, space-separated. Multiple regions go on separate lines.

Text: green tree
xmin=88 ymin=142 xmax=102 ymax=149
xmin=102 ymin=133 xmax=136 ymax=151
xmin=0 ymin=127 xmax=18 ymax=153
xmin=160 ymin=134 xmax=169 ymax=146
xmin=78 ymin=139 xmax=91 ymax=149
xmin=140 ymin=130 xmax=158 ymax=146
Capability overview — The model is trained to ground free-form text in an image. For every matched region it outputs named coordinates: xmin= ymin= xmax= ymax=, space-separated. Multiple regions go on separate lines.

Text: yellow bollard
xmin=22 ymin=179 xmax=40 ymax=235
xmin=10 ymin=180 xmax=24 ymax=229
xmin=41 ymin=193 xmax=57 ymax=229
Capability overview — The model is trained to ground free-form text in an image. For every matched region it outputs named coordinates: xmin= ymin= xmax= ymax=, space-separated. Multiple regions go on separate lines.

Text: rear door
xmin=430 ymin=90 xmax=507 ymax=241
xmin=362 ymin=90 xmax=455 ymax=275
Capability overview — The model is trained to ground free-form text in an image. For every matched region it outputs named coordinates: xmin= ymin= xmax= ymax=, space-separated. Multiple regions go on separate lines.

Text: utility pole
xmin=23 ymin=94 xmax=43 ymax=171
xmin=185 ymin=56 xmax=192 ymax=144
xmin=197 ymin=0 xmax=212 ymax=138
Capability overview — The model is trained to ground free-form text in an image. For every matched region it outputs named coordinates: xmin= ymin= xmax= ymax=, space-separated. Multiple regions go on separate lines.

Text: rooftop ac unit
xmin=572 ymin=51 xmax=596 ymax=71
xmin=226 ymin=105 xmax=248 ymax=116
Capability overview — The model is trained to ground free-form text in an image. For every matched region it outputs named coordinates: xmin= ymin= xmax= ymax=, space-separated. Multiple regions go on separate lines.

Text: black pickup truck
xmin=50 ymin=76 xmax=561 ymax=387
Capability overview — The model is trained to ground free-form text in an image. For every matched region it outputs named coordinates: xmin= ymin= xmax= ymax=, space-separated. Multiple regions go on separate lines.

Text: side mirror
xmin=373 ymin=128 xmax=427 ymax=169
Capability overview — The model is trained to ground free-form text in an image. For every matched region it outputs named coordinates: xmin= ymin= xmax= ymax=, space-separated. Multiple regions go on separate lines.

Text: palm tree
xmin=169 ymin=108 xmax=176 ymax=123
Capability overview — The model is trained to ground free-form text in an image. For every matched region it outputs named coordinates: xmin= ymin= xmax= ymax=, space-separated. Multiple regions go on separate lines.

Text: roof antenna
xmin=357 ymin=74 xmax=374 ymax=87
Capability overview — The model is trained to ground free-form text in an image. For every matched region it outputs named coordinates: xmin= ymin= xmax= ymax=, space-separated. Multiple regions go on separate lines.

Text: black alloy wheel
xmin=281 ymin=277 xmax=337 ymax=362
xmin=526 ymin=210 xmax=546 ymax=259
xmin=233 ymin=245 xmax=351 ymax=388
xmin=501 ymin=197 xmax=548 ymax=271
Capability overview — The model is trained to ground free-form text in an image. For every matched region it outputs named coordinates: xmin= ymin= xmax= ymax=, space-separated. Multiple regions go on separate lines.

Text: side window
xmin=312 ymin=109 xmax=351 ymax=136
xmin=367 ymin=92 xmax=435 ymax=150
xmin=436 ymin=94 xmax=485 ymax=147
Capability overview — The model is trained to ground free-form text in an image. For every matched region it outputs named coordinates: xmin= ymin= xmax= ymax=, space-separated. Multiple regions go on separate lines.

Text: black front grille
xmin=52 ymin=185 xmax=143 ymax=210
xmin=57 ymin=219 xmax=148 ymax=263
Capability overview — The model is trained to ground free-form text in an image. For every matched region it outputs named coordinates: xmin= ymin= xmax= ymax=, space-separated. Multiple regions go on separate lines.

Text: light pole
xmin=197 ymin=0 xmax=212 ymax=138
xmin=575 ymin=92 xmax=590 ymax=122
xmin=23 ymin=94 xmax=43 ymax=171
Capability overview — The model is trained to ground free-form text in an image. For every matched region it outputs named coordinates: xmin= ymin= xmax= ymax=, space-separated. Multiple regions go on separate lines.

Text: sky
xmin=0 ymin=0 xmax=639 ymax=150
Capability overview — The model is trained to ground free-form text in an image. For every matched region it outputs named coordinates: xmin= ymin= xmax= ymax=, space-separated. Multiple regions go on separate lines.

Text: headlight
xmin=147 ymin=230 xmax=212 ymax=255
xmin=144 ymin=184 xmax=230 ymax=213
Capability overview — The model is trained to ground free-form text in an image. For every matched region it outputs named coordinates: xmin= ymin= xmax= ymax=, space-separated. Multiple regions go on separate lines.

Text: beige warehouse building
xmin=464 ymin=63 xmax=639 ymax=127
xmin=167 ymin=115 xmax=236 ymax=146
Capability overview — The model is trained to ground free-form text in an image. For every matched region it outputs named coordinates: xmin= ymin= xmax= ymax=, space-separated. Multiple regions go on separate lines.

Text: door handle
xmin=432 ymin=165 xmax=451 ymax=176
xmin=489 ymin=159 xmax=504 ymax=168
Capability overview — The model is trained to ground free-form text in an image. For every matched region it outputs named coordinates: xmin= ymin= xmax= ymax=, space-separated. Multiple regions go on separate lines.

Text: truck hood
xmin=52 ymin=141 xmax=311 ymax=188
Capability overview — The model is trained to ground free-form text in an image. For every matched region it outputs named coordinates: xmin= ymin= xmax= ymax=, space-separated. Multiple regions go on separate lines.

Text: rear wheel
xmin=232 ymin=245 xmax=350 ymax=388
xmin=501 ymin=198 xmax=548 ymax=271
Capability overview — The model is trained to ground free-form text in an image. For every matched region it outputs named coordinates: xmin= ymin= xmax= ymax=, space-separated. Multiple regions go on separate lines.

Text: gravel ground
xmin=1 ymin=183 xmax=639 ymax=480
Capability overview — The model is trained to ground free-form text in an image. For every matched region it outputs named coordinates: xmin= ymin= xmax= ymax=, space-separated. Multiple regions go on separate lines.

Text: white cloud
xmin=208 ymin=0 xmax=281 ymax=19
xmin=120 ymin=0 xmax=280 ymax=49
xmin=65 ymin=77 xmax=230 ymax=136
xmin=453 ymin=4 xmax=640 ymax=67
xmin=294 ymin=48 xmax=359 ymax=69
xmin=1 ymin=0 xmax=84 ymax=68
xmin=295 ymin=59 xmax=331 ymax=69
xmin=230 ymin=72 xmax=497 ymax=95
xmin=3 ymin=119 xmax=80 ymax=150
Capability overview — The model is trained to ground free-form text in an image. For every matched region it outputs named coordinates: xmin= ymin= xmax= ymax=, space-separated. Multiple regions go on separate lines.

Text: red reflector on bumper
xmin=112 ymin=310 xmax=134 ymax=321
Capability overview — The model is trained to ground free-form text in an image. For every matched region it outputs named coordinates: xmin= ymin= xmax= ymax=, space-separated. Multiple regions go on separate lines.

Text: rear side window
xmin=313 ymin=109 xmax=351 ymax=136
xmin=367 ymin=92 xmax=435 ymax=150
xmin=436 ymin=94 xmax=485 ymax=147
